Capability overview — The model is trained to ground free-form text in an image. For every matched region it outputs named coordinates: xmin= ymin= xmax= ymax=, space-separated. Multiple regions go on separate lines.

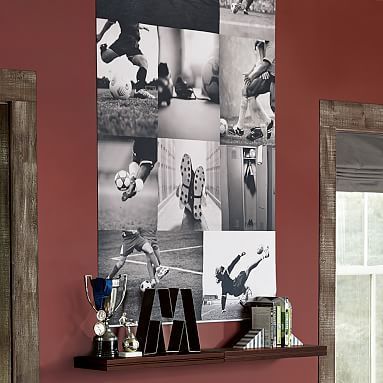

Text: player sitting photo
xmin=232 ymin=39 xmax=275 ymax=141
xmin=220 ymin=35 xmax=275 ymax=147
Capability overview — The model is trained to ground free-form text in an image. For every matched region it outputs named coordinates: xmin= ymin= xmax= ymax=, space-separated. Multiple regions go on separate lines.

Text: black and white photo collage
xmin=97 ymin=0 xmax=276 ymax=323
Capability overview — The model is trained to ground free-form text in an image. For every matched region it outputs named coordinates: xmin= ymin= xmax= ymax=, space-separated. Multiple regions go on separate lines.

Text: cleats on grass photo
xmin=134 ymin=89 xmax=156 ymax=99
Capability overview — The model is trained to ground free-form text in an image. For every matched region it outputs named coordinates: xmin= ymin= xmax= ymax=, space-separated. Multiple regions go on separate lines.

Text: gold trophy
xmin=84 ymin=274 xmax=128 ymax=358
xmin=119 ymin=313 xmax=141 ymax=357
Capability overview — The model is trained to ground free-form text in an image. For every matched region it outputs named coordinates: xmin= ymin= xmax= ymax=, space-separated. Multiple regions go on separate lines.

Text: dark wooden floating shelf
xmin=74 ymin=345 xmax=327 ymax=371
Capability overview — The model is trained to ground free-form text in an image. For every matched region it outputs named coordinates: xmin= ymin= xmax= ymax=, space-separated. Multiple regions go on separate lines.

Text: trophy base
xmin=119 ymin=351 xmax=143 ymax=358
xmin=92 ymin=330 xmax=119 ymax=358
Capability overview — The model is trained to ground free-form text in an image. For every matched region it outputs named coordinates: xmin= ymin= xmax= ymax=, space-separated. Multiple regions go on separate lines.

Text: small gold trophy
xmin=119 ymin=313 xmax=142 ymax=357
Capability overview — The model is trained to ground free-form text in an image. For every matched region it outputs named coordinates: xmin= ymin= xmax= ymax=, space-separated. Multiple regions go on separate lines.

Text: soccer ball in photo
xmin=109 ymin=76 xmax=133 ymax=100
xmin=231 ymin=2 xmax=241 ymax=14
xmin=202 ymin=57 xmax=219 ymax=104
xmin=220 ymin=118 xmax=228 ymax=136
xmin=140 ymin=280 xmax=152 ymax=293
xmin=114 ymin=170 xmax=130 ymax=192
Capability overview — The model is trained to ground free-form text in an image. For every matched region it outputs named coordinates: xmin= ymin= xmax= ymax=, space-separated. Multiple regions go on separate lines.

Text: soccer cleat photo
xmin=174 ymin=77 xmax=195 ymax=99
xmin=231 ymin=2 xmax=241 ymax=14
xmin=239 ymin=286 xmax=252 ymax=307
xmin=192 ymin=166 xmax=205 ymax=220
xmin=246 ymin=128 xmax=263 ymax=141
xmin=266 ymin=120 xmax=274 ymax=139
xmin=179 ymin=154 xmax=193 ymax=208
xmin=158 ymin=62 xmax=173 ymax=106
xmin=155 ymin=266 xmax=169 ymax=280
xmin=121 ymin=177 xmax=138 ymax=201
xmin=228 ymin=124 xmax=244 ymax=136
xmin=100 ymin=43 xmax=107 ymax=54
xmin=134 ymin=89 xmax=155 ymax=99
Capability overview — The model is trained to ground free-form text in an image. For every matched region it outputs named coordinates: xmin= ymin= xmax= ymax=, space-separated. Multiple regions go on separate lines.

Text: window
xmin=336 ymin=192 xmax=383 ymax=383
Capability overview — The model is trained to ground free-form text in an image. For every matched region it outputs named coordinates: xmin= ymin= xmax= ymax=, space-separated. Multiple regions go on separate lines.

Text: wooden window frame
xmin=0 ymin=69 xmax=38 ymax=383
xmin=319 ymin=99 xmax=383 ymax=383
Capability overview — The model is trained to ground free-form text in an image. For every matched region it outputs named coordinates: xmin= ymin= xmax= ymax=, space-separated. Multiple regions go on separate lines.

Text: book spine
xmin=286 ymin=298 xmax=292 ymax=347
xmin=271 ymin=305 xmax=277 ymax=348
xmin=252 ymin=306 xmax=272 ymax=348
xmin=277 ymin=304 xmax=282 ymax=347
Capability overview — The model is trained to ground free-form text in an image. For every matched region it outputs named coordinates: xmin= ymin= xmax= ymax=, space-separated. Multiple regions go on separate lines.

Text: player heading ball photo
xmin=220 ymin=35 xmax=275 ymax=147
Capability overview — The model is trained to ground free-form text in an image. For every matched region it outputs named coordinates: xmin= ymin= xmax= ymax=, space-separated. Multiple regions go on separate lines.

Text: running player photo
xmin=220 ymin=35 xmax=275 ymax=147
xmin=98 ymin=230 xmax=203 ymax=323
xmin=98 ymin=136 xmax=159 ymax=231
xmin=107 ymin=229 xmax=169 ymax=288
xmin=220 ymin=0 xmax=275 ymax=39
xmin=202 ymin=231 xmax=276 ymax=321
xmin=96 ymin=16 xmax=158 ymax=138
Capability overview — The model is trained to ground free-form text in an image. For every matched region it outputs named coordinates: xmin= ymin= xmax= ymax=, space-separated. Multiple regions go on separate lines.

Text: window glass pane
xmin=368 ymin=193 xmax=383 ymax=266
xmin=376 ymin=275 xmax=383 ymax=382
xmin=336 ymin=192 xmax=364 ymax=266
xmin=336 ymin=275 xmax=370 ymax=383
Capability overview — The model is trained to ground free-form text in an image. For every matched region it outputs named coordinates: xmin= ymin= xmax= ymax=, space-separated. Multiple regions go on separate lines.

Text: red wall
xmin=2 ymin=0 xmax=383 ymax=382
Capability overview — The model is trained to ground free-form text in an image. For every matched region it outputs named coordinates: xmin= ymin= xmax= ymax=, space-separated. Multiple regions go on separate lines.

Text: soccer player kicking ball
xmin=121 ymin=137 xmax=157 ymax=202
xmin=231 ymin=40 xmax=275 ymax=141
xmin=215 ymin=246 xmax=269 ymax=313
xmin=108 ymin=229 xmax=169 ymax=288
xmin=97 ymin=18 xmax=154 ymax=99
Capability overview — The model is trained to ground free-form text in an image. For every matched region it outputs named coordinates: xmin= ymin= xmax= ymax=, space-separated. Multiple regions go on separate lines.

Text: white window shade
xmin=337 ymin=132 xmax=383 ymax=192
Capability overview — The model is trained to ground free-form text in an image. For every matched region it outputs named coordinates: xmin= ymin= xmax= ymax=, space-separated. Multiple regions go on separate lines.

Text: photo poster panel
xmin=96 ymin=0 xmax=276 ymax=324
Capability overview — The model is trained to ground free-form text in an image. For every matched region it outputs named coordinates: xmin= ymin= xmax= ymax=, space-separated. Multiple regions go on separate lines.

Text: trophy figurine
xmin=84 ymin=274 xmax=128 ymax=358
xmin=119 ymin=313 xmax=142 ymax=357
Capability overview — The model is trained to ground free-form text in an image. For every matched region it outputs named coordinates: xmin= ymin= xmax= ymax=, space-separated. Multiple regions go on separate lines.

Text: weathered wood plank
xmin=319 ymin=121 xmax=336 ymax=383
xmin=0 ymin=103 xmax=11 ymax=383
xmin=10 ymin=101 xmax=38 ymax=383
xmin=320 ymin=99 xmax=383 ymax=133
xmin=0 ymin=70 xmax=36 ymax=102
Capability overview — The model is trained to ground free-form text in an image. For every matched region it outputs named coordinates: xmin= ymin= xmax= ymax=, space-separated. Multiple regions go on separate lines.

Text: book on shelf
xmin=248 ymin=296 xmax=293 ymax=348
